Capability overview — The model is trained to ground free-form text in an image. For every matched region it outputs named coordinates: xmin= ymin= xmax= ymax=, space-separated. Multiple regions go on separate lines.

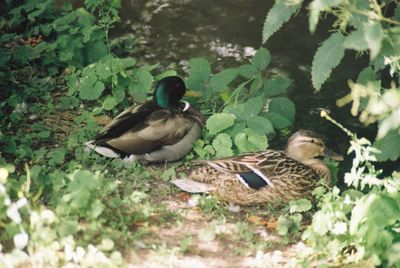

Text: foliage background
xmin=0 ymin=0 xmax=399 ymax=267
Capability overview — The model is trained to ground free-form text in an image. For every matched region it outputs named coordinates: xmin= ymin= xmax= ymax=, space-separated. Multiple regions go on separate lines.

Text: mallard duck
xmin=172 ymin=130 xmax=343 ymax=205
xmin=85 ymin=76 xmax=205 ymax=163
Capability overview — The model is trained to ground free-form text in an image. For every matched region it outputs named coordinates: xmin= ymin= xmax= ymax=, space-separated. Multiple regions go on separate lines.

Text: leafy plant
xmin=188 ymin=48 xmax=295 ymax=158
xmin=262 ymin=1 xmax=400 ymax=265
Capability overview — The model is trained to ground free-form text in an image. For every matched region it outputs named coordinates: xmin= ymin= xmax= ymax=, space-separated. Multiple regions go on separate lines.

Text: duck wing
xmin=197 ymin=151 xmax=294 ymax=189
xmin=94 ymin=102 xmax=199 ymax=156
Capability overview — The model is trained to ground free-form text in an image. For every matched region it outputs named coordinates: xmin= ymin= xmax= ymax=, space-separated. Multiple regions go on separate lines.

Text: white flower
xmin=7 ymin=205 xmax=21 ymax=224
xmin=13 ymin=232 xmax=29 ymax=249
xmin=16 ymin=197 xmax=28 ymax=208
xmin=73 ymin=246 xmax=85 ymax=262
xmin=40 ymin=209 xmax=57 ymax=224
xmin=0 ymin=168 xmax=8 ymax=184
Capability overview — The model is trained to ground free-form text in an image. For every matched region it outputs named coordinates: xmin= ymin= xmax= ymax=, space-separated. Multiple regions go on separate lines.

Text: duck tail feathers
xmin=84 ymin=140 xmax=120 ymax=158
xmin=171 ymin=179 xmax=214 ymax=193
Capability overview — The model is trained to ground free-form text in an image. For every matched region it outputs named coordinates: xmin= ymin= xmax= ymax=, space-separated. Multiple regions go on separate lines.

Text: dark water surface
xmin=112 ymin=0 xmax=388 ymax=178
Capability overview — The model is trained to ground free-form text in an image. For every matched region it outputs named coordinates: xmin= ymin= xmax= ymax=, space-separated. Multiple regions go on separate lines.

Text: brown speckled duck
xmin=172 ymin=130 xmax=343 ymax=205
xmin=85 ymin=76 xmax=205 ymax=163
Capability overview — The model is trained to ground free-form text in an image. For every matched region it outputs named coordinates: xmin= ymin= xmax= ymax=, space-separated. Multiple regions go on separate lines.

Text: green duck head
xmin=154 ymin=76 xmax=187 ymax=109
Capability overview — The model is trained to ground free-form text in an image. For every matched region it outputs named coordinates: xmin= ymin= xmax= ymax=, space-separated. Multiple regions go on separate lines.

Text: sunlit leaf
xmin=212 ymin=133 xmax=233 ymax=158
xmin=234 ymin=128 xmax=268 ymax=153
xmin=312 ymin=32 xmax=345 ymax=90
xmin=128 ymin=69 xmax=153 ymax=102
xmin=364 ymin=22 xmax=383 ymax=59
xmin=246 ymin=116 xmax=274 ymax=135
xmin=206 ymin=113 xmax=236 ymax=135
xmin=262 ymin=0 xmax=302 ymax=43
xmin=374 ymin=130 xmax=400 ymax=161
xmin=243 ymin=97 xmax=264 ymax=120
xmin=309 ymin=0 xmax=343 ymax=33
xmin=289 ymin=198 xmax=312 ymax=213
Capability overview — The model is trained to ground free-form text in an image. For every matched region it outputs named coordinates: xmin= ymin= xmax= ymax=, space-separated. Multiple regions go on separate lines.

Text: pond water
xmin=112 ymin=0 xmax=391 ymax=178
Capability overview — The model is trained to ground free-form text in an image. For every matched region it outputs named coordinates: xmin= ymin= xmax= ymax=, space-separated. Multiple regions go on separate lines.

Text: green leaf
xmin=186 ymin=58 xmax=211 ymax=91
xmin=66 ymin=170 xmax=98 ymax=209
xmin=312 ymin=32 xmax=345 ymax=90
xmin=212 ymin=133 xmax=233 ymax=158
xmin=263 ymin=76 xmax=293 ymax=97
xmin=208 ymin=68 xmax=238 ymax=93
xmin=206 ymin=113 xmax=236 ymax=135
xmin=247 ymin=116 xmax=275 ymax=135
xmin=268 ymin=97 xmax=295 ymax=123
xmin=262 ymin=0 xmax=301 ymax=43
xmin=356 ymin=67 xmax=375 ymax=85
xmin=238 ymin=64 xmax=258 ymax=78
xmin=374 ymin=130 xmax=400 ymax=161
xmin=193 ymin=140 xmax=213 ymax=158
xmin=95 ymin=63 xmax=112 ymax=80
xmin=364 ymin=22 xmax=383 ymax=59
xmin=128 ymin=69 xmax=153 ymax=102
xmin=289 ymin=199 xmax=312 ymax=213
xmin=234 ymin=128 xmax=268 ymax=153
xmin=85 ymin=40 xmax=108 ymax=64
xmin=155 ymin=70 xmax=177 ymax=80
xmin=343 ymin=29 xmax=369 ymax=51
xmin=58 ymin=219 xmax=78 ymax=237
xmin=102 ymin=96 xmax=117 ymax=110
xmin=309 ymin=0 xmax=343 ymax=33
xmin=265 ymin=112 xmax=292 ymax=129
xmin=251 ymin=47 xmax=270 ymax=71
xmin=243 ymin=97 xmax=264 ymax=120
xmin=119 ymin=57 xmax=136 ymax=68
xmin=223 ymin=103 xmax=245 ymax=121
xmin=277 ymin=215 xmax=290 ymax=236
xmin=79 ymin=73 xmax=105 ymax=100
xmin=250 ymin=73 xmax=263 ymax=93
xmin=311 ymin=211 xmax=330 ymax=235
xmin=47 ymin=148 xmax=67 ymax=165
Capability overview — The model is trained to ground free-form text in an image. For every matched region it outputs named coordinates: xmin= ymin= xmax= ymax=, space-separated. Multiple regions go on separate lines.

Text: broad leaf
xmin=265 ymin=112 xmax=292 ymax=129
xmin=309 ymin=0 xmax=344 ymax=33
xmin=312 ymin=32 xmax=345 ymax=90
xmin=246 ymin=116 xmax=275 ymax=135
xmin=128 ymin=69 xmax=153 ymax=102
xmin=268 ymin=97 xmax=295 ymax=123
xmin=251 ymin=47 xmax=270 ymax=71
xmin=289 ymin=199 xmax=312 ymax=213
xmin=234 ymin=128 xmax=268 ymax=153
xmin=243 ymin=97 xmax=264 ymax=120
xmin=185 ymin=58 xmax=211 ymax=91
xmin=212 ymin=133 xmax=233 ymax=158
xmin=374 ymin=130 xmax=400 ymax=161
xmin=343 ymin=29 xmax=369 ymax=51
xmin=208 ymin=68 xmax=238 ymax=93
xmin=79 ymin=74 xmax=105 ymax=100
xmin=206 ymin=113 xmax=236 ymax=135
xmin=263 ymin=76 xmax=293 ymax=97
xmin=364 ymin=22 xmax=383 ymax=59
xmin=262 ymin=0 xmax=302 ymax=43
xmin=102 ymin=96 xmax=117 ymax=110
xmin=239 ymin=64 xmax=258 ymax=78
